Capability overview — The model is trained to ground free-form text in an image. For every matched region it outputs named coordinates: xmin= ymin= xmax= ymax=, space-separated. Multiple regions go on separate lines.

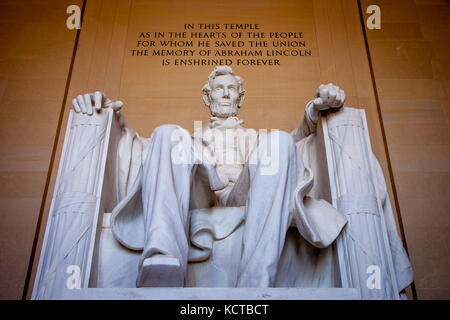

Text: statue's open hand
xmin=72 ymin=91 xmax=123 ymax=115
xmin=313 ymin=83 xmax=346 ymax=112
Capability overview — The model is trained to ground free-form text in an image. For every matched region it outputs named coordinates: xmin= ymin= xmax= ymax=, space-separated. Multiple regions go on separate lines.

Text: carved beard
xmin=209 ymin=102 xmax=239 ymax=118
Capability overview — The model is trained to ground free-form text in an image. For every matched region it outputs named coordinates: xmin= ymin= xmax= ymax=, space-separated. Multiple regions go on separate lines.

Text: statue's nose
xmin=223 ymin=88 xmax=230 ymax=98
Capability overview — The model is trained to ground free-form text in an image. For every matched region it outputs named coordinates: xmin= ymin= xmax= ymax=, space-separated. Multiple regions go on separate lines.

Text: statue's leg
xmin=137 ymin=124 xmax=194 ymax=287
xmin=236 ymin=131 xmax=304 ymax=287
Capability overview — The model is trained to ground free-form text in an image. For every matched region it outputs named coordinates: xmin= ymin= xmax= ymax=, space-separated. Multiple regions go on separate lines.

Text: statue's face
xmin=208 ymin=74 xmax=241 ymax=118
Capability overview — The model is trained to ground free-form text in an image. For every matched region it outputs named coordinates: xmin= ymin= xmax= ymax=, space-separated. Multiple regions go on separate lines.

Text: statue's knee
xmin=144 ymin=125 xmax=191 ymax=164
xmin=253 ymin=131 xmax=296 ymax=173
xmin=264 ymin=130 xmax=296 ymax=153
xmin=153 ymin=124 xmax=179 ymax=136
xmin=276 ymin=130 xmax=294 ymax=143
xmin=152 ymin=124 xmax=188 ymax=141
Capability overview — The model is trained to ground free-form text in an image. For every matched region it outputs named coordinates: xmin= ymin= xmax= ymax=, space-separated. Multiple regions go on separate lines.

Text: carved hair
xmin=202 ymin=66 xmax=245 ymax=107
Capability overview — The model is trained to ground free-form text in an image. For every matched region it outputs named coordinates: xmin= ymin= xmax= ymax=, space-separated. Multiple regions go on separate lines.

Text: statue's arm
xmin=291 ymin=100 xmax=318 ymax=142
xmin=71 ymin=91 xmax=139 ymax=143
xmin=72 ymin=92 xmax=149 ymax=200
xmin=291 ymin=83 xmax=346 ymax=142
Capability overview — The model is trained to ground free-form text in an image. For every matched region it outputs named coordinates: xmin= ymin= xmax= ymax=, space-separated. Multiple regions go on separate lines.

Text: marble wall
xmin=362 ymin=0 xmax=450 ymax=299
xmin=0 ymin=0 xmax=82 ymax=299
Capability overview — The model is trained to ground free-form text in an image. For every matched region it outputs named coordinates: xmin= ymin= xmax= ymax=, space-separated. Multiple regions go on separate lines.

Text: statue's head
xmin=202 ymin=66 xmax=245 ymax=118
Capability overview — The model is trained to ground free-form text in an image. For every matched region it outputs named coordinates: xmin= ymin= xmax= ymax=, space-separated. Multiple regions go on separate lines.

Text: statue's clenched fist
xmin=313 ymin=83 xmax=346 ymax=112
xmin=306 ymin=83 xmax=345 ymax=122
xmin=72 ymin=91 xmax=123 ymax=115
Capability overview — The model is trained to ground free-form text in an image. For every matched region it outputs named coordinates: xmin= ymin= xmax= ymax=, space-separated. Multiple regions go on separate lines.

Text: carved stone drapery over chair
xmin=32 ymin=107 xmax=412 ymax=300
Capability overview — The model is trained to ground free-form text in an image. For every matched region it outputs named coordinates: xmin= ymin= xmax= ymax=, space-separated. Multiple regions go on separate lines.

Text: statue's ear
xmin=238 ymin=92 xmax=245 ymax=108
xmin=202 ymin=92 xmax=211 ymax=107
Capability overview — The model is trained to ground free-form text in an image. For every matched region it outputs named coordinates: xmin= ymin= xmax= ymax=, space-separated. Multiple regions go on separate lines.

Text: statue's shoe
xmin=136 ymin=256 xmax=184 ymax=287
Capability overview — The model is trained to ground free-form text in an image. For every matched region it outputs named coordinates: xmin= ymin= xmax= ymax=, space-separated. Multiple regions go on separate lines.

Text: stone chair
xmin=32 ymin=107 xmax=411 ymax=300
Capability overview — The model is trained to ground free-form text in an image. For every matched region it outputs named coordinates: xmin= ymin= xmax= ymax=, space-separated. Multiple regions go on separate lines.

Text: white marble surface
xmin=321 ymin=108 xmax=413 ymax=299
xmin=60 ymin=287 xmax=360 ymax=300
